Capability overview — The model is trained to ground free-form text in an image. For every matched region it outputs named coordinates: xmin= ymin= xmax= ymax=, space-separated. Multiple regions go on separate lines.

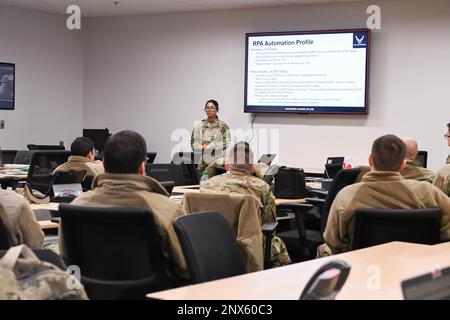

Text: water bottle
xmin=200 ymin=171 xmax=208 ymax=185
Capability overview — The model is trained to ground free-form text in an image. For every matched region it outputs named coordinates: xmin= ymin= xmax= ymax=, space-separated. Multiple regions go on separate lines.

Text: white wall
xmin=85 ymin=0 xmax=447 ymax=171
xmin=0 ymin=6 xmax=83 ymax=150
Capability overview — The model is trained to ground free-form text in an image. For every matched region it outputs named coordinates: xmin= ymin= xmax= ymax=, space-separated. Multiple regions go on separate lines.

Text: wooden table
xmin=147 ymin=241 xmax=450 ymax=300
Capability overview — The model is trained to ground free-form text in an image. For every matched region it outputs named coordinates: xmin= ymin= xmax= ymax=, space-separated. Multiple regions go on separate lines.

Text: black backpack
xmin=274 ymin=166 xmax=307 ymax=199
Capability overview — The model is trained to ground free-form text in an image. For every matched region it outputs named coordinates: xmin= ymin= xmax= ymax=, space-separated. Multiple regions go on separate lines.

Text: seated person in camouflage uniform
xmin=0 ymin=190 xmax=44 ymax=248
xmin=319 ymin=134 xmax=450 ymax=256
xmin=206 ymin=157 xmax=270 ymax=180
xmin=400 ymin=137 xmax=436 ymax=183
xmin=200 ymin=141 xmax=291 ymax=267
xmin=54 ymin=137 xmax=104 ymax=177
xmin=59 ymin=130 xmax=188 ymax=282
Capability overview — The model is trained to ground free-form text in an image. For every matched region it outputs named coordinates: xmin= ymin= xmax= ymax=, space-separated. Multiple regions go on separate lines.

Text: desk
xmin=172 ymin=185 xmax=306 ymax=206
xmin=147 ymin=241 xmax=450 ymax=300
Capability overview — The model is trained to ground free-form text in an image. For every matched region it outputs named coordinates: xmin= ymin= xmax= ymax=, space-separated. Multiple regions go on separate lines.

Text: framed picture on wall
xmin=0 ymin=62 xmax=15 ymax=110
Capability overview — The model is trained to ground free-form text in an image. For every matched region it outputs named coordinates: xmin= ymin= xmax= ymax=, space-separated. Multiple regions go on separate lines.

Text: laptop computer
xmin=258 ymin=154 xmax=277 ymax=166
xmin=324 ymin=157 xmax=345 ymax=179
xmin=13 ymin=150 xmax=33 ymax=165
xmin=402 ymin=266 xmax=450 ymax=300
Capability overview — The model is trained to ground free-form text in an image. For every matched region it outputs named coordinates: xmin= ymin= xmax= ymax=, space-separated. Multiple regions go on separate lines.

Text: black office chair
xmin=277 ymin=167 xmax=361 ymax=261
xmin=159 ymin=181 xmax=175 ymax=195
xmin=351 ymin=208 xmax=441 ymax=250
xmin=170 ymin=157 xmax=200 ymax=185
xmin=173 ymin=212 xmax=246 ymax=284
xmin=415 ymin=150 xmax=428 ymax=168
xmin=0 ymin=150 xmax=17 ymax=164
xmin=146 ymin=152 xmax=157 ymax=164
xmin=59 ymin=204 xmax=169 ymax=300
xmin=26 ymin=150 xmax=70 ymax=197
xmin=27 ymin=144 xmax=65 ymax=151
xmin=81 ymin=175 xmax=94 ymax=192
xmin=146 ymin=163 xmax=185 ymax=186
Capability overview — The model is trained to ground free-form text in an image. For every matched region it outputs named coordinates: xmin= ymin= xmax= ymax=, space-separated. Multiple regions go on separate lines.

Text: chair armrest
xmin=276 ymin=203 xmax=314 ymax=211
xmin=305 ymin=198 xmax=326 ymax=206
xmin=262 ymin=221 xmax=279 ymax=270
xmin=307 ymin=189 xmax=328 ymax=198
xmin=262 ymin=221 xmax=278 ymax=235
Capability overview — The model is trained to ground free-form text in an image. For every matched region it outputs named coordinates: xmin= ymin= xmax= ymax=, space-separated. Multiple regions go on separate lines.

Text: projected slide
xmin=0 ymin=62 xmax=15 ymax=110
xmin=245 ymin=29 xmax=370 ymax=114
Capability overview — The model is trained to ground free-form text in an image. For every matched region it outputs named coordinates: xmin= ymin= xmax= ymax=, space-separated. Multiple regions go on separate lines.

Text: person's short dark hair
xmin=371 ymin=134 xmax=406 ymax=171
xmin=447 ymin=123 xmax=450 ymax=130
xmin=205 ymin=99 xmax=219 ymax=110
xmin=71 ymin=137 xmax=94 ymax=157
xmin=103 ymin=130 xmax=147 ymax=174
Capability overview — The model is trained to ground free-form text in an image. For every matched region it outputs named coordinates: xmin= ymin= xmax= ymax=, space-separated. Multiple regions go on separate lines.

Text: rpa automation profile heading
xmin=252 ymin=39 xmax=314 ymax=46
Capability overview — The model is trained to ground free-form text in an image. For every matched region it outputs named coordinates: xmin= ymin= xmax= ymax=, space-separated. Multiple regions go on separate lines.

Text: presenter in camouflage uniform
xmin=191 ymin=99 xmax=230 ymax=173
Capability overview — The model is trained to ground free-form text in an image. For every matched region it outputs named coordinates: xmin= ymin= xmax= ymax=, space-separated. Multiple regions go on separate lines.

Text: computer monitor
xmin=83 ymin=128 xmax=111 ymax=152
xmin=415 ymin=151 xmax=428 ymax=168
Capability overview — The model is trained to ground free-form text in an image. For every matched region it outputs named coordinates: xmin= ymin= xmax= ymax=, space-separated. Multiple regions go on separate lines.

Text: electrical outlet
xmin=0 ymin=120 xmax=4 ymax=129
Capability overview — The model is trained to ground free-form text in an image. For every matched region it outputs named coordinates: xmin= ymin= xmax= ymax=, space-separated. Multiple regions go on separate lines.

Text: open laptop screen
xmin=402 ymin=266 xmax=450 ymax=300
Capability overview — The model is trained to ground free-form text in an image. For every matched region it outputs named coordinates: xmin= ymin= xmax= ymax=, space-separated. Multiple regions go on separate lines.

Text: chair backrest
xmin=13 ymin=150 xmax=33 ymax=165
xmin=146 ymin=163 xmax=185 ymax=186
xmin=321 ymin=167 xmax=361 ymax=234
xmin=159 ymin=181 xmax=175 ymax=195
xmin=351 ymin=208 xmax=441 ymax=250
xmin=27 ymin=144 xmax=65 ymax=151
xmin=27 ymin=150 xmax=70 ymax=195
xmin=182 ymin=192 xmax=264 ymax=272
xmin=59 ymin=204 xmax=168 ymax=299
xmin=0 ymin=150 xmax=17 ymax=165
xmin=415 ymin=150 xmax=428 ymax=168
xmin=146 ymin=152 xmax=157 ymax=164
xmin=81 ymin=175 xmax=94 ymax=192
xmin=173 ymin=212 xmax=246 ymax=283
xmin=170 ymin=156 xmax=200 ymax=185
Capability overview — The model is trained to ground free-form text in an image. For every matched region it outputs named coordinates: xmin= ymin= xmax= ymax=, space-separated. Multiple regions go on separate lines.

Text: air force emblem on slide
xmin=353 ymin=32 xmax=367 ymax=48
